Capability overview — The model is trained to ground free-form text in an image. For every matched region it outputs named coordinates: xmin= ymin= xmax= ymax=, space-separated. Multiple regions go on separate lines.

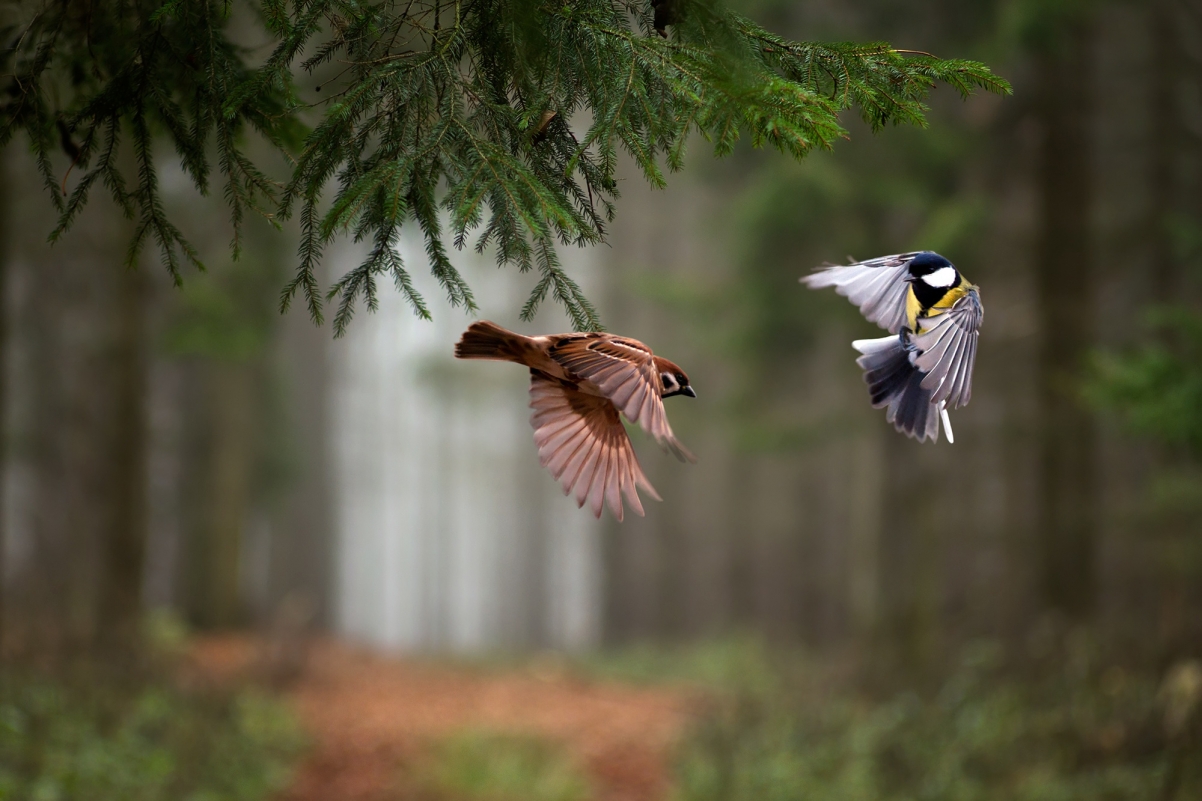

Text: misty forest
xmin=0 ymin=1 xmax=1200 ymax=800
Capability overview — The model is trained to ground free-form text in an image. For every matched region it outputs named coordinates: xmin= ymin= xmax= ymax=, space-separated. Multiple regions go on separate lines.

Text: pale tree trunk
xmin=269 ymin=303 xmax=333 ymax=628
xmin=1034 ymin=21 xmax=1098 ymax=620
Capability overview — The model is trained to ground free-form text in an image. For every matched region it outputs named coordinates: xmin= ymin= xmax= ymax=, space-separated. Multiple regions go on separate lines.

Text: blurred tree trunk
xmin=269 ymin=304 xmax=333 ymax=627
xmin=875 ymin=434 xmax=937 ymax=671
xmin=170 ymin=245 xmax=285 ymax=630
xmin=97 ymin=263 xmax=150 ymax=650
xmin=846 ymin=433 xmax=883 ymax=644
xmin=1033 ymin=21 xmax=1098 ymax=620
xmin=1149 ymin=0 xmax=1182 ymax=299
xmin=0 ymin=150 xmax=9 ymax=656
xmin=1149 ymin=0 xmax=1201 ymax=651
xmin=198 ymin=361 xmax=256 ymax=628
xmin=24 ymin=246 xmax=76 ymax=651
xmin=18 ymin=193 xmax=144 ymax=653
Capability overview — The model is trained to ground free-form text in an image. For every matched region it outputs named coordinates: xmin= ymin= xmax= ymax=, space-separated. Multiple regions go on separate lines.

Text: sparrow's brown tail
xmin=454 ymin=320 xmax=530 ymax=362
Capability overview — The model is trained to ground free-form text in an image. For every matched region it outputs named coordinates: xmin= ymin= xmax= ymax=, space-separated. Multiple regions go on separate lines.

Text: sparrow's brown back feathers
xmin=548 ymin=336 xmax=695 ymax=463
xmin=455 ymin=321 xmax=695 ymax=520
xmin=453 ymin=319 xmax=541 ymax=363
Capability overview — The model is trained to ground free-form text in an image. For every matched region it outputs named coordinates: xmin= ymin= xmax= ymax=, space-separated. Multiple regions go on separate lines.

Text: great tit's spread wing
xmin=528 ymin=370 xmax=661 ymax=521
xmin=912 ymin=288 xmax=982 ymax=409
xmin=548 ymin=335 xmax=696 ymax=463
xmin=801 ymin=253 xmax=919 ymax=334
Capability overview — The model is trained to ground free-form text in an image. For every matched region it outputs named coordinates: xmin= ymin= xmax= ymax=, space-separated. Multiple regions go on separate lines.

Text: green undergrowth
xmin=0 ymin=662 xmax=304 ymax=801
xmin=568 ymin=635 xmax=790 ymax=694
xmin=410 ymin=731 xmax=589 ymax=801
xmin=651 ymin=639 xmax=1202 ymax=801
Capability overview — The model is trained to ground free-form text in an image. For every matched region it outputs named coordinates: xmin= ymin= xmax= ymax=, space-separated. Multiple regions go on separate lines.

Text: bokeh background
xmin=2 ymin=1 xmax=1201 ymax=800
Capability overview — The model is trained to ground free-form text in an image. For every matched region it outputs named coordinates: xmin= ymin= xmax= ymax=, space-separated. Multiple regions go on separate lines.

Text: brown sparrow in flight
xmin=454 ymin=321 xmax=697 ymax=521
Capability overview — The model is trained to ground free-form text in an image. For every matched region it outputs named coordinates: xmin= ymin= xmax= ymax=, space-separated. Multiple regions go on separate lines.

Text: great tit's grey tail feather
xmin=852 ymin=335 xmax=942 ymax=443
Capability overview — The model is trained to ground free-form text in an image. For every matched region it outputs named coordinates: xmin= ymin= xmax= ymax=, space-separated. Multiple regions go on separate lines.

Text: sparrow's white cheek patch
xmin=921 ymin=266 xmax=957 ymax=288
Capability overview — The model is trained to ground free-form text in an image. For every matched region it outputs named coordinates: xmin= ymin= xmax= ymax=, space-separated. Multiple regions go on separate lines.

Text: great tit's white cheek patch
xmin=921 ymin=266 xmax=957 ymax=288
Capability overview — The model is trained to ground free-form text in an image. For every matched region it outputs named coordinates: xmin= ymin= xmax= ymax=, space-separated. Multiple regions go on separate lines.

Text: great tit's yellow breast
xmin=931 ymin=283 xmax=969 ymax=310
xmin=905 ymin=287 xmax=923 ymax=332
xmin=913 ymin=278 xmax=975 ymax=333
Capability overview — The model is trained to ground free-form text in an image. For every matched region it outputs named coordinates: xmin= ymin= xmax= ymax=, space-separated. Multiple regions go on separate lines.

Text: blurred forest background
xmin=2 ymin=0 xmax=1202 ymax=799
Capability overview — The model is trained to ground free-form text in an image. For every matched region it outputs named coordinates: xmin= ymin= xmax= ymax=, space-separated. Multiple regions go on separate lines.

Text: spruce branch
xmin=2 ymin=0 xmax=1010 ymax=334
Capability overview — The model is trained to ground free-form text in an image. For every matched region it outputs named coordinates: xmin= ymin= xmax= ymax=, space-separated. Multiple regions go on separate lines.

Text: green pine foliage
xmin=0 ymin=0 xmax=304 ymax=281
xmin=1 ymin=0 xmax=1009 ymax=333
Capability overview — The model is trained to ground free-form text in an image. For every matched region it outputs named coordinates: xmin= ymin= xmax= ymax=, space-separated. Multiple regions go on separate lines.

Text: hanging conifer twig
xmin=0 ymin=0 xmax=1009 ymax=334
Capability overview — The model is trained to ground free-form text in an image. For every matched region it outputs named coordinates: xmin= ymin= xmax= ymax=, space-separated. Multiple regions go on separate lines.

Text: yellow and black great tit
xmin=801 ymin=251 xmax=982 ymax=443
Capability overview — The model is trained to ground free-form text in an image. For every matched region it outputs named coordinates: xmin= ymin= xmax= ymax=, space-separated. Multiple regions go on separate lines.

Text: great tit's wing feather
xmin=529 ymin=370 xmax=659 ymax=521
xmin=913 ymin=288 xmax=982 ymax=409
xmin=916 ymin=322 xmax=965 ymax=408
xmin=549 ymin=337 xmax=696 ymax=463
xmin=801 ymin=252 xmax=920 ymax=334
xmin=949 ymin=333 xmax=978 ymax=406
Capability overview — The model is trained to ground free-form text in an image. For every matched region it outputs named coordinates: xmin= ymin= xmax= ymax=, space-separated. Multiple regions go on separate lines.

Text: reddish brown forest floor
xmin=189 ymin=636 xmax=694 ymax=801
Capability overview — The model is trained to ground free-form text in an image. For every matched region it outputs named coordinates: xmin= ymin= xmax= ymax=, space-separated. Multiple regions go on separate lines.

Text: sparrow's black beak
xmin=682 ymin=386 xmax=697 ymax=398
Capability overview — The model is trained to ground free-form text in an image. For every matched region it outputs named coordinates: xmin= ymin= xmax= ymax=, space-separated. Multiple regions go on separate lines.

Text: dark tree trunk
xmin=1033 ymin=22 xmax=1098 ymax=620
xmin=97 ymin=264 xmax=149 ymax=650
xmin=1148 ymin=0 xmax=1201 ymax=653
xmin=1149 ymin=0 xmax=1182 ymax=299
xmin=0 ymin=150 xmax=9 ymax=657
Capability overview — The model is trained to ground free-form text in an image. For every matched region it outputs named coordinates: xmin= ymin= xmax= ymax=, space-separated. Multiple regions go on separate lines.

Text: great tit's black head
xmin=653 ymin=356 xmax=696 ymax=399
xmin=907 ymin=251 xmax=958 ymax=289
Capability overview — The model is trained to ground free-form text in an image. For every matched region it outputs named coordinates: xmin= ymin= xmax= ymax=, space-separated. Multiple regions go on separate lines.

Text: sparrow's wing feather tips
xmin=913 ymin=288 xmax=982 ymax=409
xmin=549 ymin=337 xmax=695 ymax=463
xmin=802 ymin=253 xmax=918 ymax=334
xmin=528 ymin=371 xmax=659 ymax=520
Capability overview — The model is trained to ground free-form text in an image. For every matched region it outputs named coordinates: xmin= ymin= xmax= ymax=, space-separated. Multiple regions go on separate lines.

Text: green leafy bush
xmin=669 ymin=641 xmax=1200 ymax=801
xmin=0 ymin=668 xmax=304 ymax=801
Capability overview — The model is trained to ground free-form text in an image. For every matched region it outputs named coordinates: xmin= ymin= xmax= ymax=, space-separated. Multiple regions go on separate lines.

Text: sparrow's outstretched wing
xmin=528 ymin=371 xmax=661 ymax=521
xmin=548 ymin=335 xmax=695 ymax=462
xmin=801 ymin=253 xmax=919 ymax=334
xmin=911 ymin=288 xmax=982 ymax=410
